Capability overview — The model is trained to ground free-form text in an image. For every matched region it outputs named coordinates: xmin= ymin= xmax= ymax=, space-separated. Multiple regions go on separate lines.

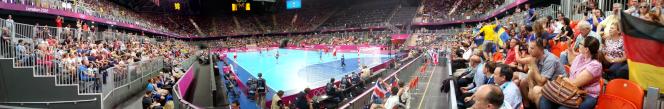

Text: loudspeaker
xmin=280 ymin=39 xmax=289 ymax=48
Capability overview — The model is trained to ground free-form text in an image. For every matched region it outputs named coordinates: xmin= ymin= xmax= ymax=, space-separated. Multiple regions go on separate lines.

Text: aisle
xmin=191 ymin=62 xmax=214 ymax=108
xmin=409 ymin=63 xmax=450 ymax=109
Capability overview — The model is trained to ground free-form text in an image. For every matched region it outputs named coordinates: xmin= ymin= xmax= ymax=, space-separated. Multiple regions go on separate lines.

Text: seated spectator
xmin=538 ymin=34 xmax=602 ymax=109
xmin=504 ymin=38 xmax=519 ymax=66
xmin=147 ymin=78 xmax=157 ymax=92
xmin=586 ymin=9 xmax=604 ymax=32
xmin=462 ymin=61 xmax=498 ymax=108
xmin=492 ymin=64 xmax=522 ymax=109
xmin=601 ymin=22 xmax=628 ymax=80
xmin=271 ymin=90 xmax=285 ymax=109
xmin=231 ymin=100 xmax=241 ymax=109
xmin=142 ymin=91 xmax=162 ymax=109
xmin=560 ymin=21 xmax=600 ymax=65
xmin=441 ymin=55 xmax=481 ymax=94
xmin=463 ymin=61 xmax=497 ymax=94
xmin=326 ymin=78 xmax=341 ymax=101
xmin=517 ymin=38 xmax=566 ymax=107
xmin=295 ymin=88 xmax=313 ymax=109
xmin=469 ymin=85 xmax=509 ymax=109
xmin=378 ymin=87 xmax=402 ymax=109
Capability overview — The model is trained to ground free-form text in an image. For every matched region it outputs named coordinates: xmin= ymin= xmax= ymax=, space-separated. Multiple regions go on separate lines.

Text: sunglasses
xmin=641 ymin=6 xmax=649 ymax=8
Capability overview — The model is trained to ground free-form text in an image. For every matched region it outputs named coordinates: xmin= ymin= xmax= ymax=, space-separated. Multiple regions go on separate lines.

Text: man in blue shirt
xmin=493 ymin=64 xmax=522 ymax=109
xmin=525 ymin=4 xmax=537 ymax=26
xmin=586 ymin=9 xmax=604 ymax=32
xmin=78 ymin=60 xmax=94 ymax=80
xmin=78 ymin=60 xmax=98 ymax=92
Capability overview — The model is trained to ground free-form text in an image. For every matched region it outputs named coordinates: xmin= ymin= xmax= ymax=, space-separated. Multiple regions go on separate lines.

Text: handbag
xmin=542 ymin=76 xmax=587 ymax=108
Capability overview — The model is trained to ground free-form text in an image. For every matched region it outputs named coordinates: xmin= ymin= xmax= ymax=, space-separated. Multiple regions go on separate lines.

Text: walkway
xmin=409 ymin=62 xmax=450 ymax=109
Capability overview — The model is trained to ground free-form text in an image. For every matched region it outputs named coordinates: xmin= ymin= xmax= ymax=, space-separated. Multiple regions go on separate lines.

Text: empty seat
xmin=595 ymin=94 xmax=638 ymax=109
xmin=602 ymin=79 xmax=644 ymax=109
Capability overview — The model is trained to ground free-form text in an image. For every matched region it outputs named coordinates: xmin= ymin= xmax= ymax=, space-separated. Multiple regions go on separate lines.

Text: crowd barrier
xmin=413 ymin=0 xmax=528 ymax=26
xmin=172 ymin=53 xmax=203 ymax=109
xmin=0 ymin=1 xmax=178 ymax=37
xmin=1 ymin=17 xmax=190 ymax=108
xmin=339 ymin=53 xmax=423 ymax=109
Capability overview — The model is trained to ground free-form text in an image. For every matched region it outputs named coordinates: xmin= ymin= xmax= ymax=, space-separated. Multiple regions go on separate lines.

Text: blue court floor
xmin=228 ymin=48 xmax=391 ymax=93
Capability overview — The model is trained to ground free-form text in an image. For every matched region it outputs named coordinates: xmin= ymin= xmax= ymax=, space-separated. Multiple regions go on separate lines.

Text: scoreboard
xmin=232 ymin=0 xmax=251 ymax=11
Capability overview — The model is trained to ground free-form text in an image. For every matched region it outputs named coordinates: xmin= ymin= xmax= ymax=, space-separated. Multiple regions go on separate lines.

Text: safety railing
xmin=339 ymin=53 xmax=423 ymax=109
xmin=108 ymin=57 xmax=165 ymax=89
xmin=0 ymin=0 xmax=172 ymax=35
xmin=0 ymin=17 xmax=188 ymax=95
xmin=446 ymin=48 xmax=458 ymax=109
xmin=172 ymin=52 xmax=203 ymax=109
xmin=418 ymin=0 xmax=517 ymax=23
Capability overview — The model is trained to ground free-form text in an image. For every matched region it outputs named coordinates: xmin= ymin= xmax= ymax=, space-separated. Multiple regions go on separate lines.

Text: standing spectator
xmin=1 ymin=28 xmax=11 ymax=58
xmin=625 ymin=0 xmax=640 ymax=15
xmin=56 ymin=16 xmax=63 ymax=37
xmin=5 ymin=15 xmax=14 ymax=39
xmin=526 ymin=4 xmax=537 ymax=25
xmin=256 ymin=73 xmax=267 ymax=109
xmin=653 ymin=0 xmax=664 ymax=24
xmin=597 ymin=3 xmax=622 ymax=35
xmin=636 ymin=2 xmax=650 ymax=18
xmin=76 ymin=19 xmax=82 ymax=40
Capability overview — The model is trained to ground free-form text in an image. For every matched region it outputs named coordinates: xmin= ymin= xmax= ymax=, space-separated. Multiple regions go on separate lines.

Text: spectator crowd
xmin=441 ymin=0 xmax=664 ymax=109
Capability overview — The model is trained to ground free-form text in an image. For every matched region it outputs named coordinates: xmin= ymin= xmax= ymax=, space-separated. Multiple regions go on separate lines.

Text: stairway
xmin=0 ymin=59 xmax=102 ymax=108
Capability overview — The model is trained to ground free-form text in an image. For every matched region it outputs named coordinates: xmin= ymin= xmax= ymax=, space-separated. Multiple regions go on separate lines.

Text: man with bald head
xmin=469 ymin=85 xmax=510 ymax=109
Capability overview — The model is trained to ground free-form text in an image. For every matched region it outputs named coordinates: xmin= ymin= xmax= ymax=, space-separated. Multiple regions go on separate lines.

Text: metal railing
xmin=446 ymin=48 xmax=458 ymax=109
xmin=108 ymin=57 xmax=164 ymax=89
xmin=0 ymin=17 xmax=185 ymax=95
xmin=339 ymin=53 xmax=423 ymax=109
xmin=1 ymin=0 xmax=173 ymax=35
xmin=417 ymin=0 xmax=517 ymax=23
xmin=172 ymin=52 xmax=202 ymax=109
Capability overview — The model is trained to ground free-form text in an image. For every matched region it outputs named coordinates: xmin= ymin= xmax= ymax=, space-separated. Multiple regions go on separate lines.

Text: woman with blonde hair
xmin=602 ymin=22 xmax=628 ymax=80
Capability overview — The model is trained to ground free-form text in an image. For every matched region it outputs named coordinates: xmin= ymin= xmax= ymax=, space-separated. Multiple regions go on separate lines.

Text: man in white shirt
xmin=382 ymin=87 xmax=403 ymax=109
xmin=271 ymin=90 xmax=285 ymax=109
xmin=493 ymin=64 xmax=522 ymax=109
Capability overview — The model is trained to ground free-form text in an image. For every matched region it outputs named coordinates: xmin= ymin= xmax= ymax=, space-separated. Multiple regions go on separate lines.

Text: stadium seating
xmin=417 ymin=0 xmax=507 ymax=23
xmin=602 ymin=79 xmax=644 ymax=109
xmin=595 ymin=94 xmax=639 ymax=109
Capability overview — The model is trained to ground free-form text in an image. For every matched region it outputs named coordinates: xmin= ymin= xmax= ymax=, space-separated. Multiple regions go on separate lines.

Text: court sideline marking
xmin=417 ymin=64 xmax=437 ymax=109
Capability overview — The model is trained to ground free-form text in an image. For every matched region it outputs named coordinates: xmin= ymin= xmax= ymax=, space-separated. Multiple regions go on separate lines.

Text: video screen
xmin=286 ymin=0 xmax=301 ymax=9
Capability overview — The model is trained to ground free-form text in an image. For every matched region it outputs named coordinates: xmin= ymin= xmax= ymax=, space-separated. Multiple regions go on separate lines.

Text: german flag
xmin=621 ymin=12 xmax=664 ymax=93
